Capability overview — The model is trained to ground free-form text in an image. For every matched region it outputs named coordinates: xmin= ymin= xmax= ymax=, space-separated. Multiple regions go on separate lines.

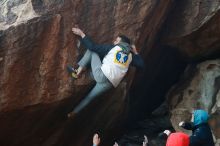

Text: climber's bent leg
xmin=73 ymin=52 xmax=113 ymax=113
xmin=78 ymin=49 xmax=92 ymax=69
xmin=73 ymin=81 xmax=112 ymax=113
xmin=68 ymin=51 xmax=112 ymax=117
xmin=90 ymin=52 xmax=108 ymax=83
xmin=67 ymin=49 xmax=93 ymax=79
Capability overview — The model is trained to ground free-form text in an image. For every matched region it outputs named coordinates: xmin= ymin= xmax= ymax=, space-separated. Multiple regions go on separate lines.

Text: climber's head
xmin=113 ymin=35 xmax=131 ymax=45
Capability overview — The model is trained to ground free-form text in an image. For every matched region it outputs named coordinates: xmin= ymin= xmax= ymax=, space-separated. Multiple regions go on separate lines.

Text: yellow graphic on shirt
xmin=114 ymin=49 xmax=129 ymax=67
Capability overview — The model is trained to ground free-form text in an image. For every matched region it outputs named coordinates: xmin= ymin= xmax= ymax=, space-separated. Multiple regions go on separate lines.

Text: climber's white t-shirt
xmin=101 ymin=46 xmax=132 ymax=87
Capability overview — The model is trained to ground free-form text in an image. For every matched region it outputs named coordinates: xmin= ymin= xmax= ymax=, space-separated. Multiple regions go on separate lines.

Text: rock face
xmin=3 ymin=0 xmax=220 ymax=145
xmin=0 ymin=0 xmax=174 ymax=145
xmin=162 ymin=0 xmax=220 ymax=58
xmin=167 ymin=59 xmax=220 ymax=145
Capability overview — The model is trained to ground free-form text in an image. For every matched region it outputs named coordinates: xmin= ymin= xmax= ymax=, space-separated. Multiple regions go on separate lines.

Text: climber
xmin=67 ymin=27 xmax=144 ymax=118
xmin=179 ymin=109 xmax=215 ymax=146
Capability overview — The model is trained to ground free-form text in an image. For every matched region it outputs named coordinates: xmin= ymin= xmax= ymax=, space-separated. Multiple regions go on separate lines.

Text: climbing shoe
xmin=67 ymin=65 xmax=78 ymax=79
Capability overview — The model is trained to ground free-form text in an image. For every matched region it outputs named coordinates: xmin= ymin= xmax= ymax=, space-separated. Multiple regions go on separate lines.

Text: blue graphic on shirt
xmin=116 ymin=51 xmax=128 ymax=64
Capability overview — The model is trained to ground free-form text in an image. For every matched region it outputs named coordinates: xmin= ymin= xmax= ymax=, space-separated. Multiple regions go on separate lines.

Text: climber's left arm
xmin=130 ymin=44 xmax=145 ymax=69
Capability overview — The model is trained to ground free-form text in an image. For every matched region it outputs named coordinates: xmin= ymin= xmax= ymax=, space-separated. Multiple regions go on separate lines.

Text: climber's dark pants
xmin=73 ymin=50 xmax=113 ymax=113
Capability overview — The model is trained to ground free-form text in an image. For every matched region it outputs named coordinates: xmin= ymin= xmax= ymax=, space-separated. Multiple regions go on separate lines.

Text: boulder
xmin=0 ymin=0 xmax=174 ymax=145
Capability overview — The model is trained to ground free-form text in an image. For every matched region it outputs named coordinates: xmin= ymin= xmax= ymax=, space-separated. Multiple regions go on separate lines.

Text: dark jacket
xmin=80 ymin=36 xmax=145 ymax=69
xmin=182 ymin=123 xmax=215 ymax=146
xmin=181 ymin=110 xmax=214 ymax=146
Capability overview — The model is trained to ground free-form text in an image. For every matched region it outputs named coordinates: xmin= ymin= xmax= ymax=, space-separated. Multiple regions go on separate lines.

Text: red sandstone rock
xmin=0 ymin=0 xmax=174 ymax=145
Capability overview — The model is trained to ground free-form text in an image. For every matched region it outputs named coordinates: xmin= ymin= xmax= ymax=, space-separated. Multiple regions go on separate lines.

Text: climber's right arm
xmin=80 ymin=36 xmax=114 ymax=57
xmin=72 ymin=27 xmax=113 ymax=57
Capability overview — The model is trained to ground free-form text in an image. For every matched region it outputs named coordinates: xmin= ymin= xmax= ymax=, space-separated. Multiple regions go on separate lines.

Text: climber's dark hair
xmin=118 ymin=35 xmax=131 ymax=45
